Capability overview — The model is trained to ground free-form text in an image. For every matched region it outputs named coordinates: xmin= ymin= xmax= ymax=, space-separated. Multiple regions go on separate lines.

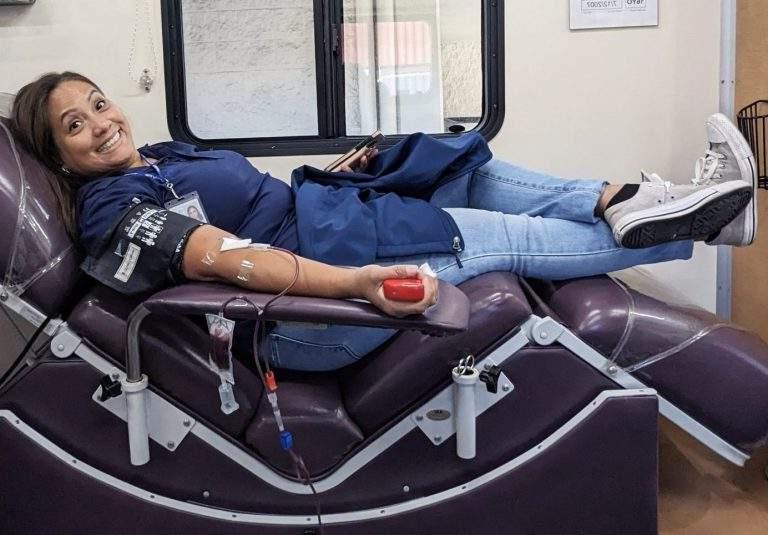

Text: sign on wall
xmin=570 ymin=0 xmax=658 ymax=30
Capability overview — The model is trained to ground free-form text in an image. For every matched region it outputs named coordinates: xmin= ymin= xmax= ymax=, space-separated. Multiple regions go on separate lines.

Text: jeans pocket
xmin=268 ymin=334 xmax=361 ymax=371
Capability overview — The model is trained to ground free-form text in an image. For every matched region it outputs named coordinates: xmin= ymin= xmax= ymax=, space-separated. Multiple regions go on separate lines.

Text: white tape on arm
xmin=220 ymin=238 xmax=252 ymax=251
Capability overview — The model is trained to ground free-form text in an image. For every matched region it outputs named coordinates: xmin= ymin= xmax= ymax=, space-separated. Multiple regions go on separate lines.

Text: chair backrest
xmin=0 ymin=116 xmax=82 ymax=317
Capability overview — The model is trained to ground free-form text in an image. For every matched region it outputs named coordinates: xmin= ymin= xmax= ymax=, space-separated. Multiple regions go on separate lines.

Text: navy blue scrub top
xmin=77 ymin=142 xmax=298 ymax=257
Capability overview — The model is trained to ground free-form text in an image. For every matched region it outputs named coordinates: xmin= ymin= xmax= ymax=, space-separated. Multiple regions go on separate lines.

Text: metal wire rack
xmin=737 ymin=100 xmax=768 ymax=189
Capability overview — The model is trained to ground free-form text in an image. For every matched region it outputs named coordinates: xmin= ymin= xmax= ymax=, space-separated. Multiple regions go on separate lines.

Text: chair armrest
xmin=142 ymin=281 xmax=470 ymax=335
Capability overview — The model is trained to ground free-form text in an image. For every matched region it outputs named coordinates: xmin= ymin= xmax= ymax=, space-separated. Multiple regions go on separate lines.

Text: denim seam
xmin=473 ymin=170 xmax=603 ymax=194
xmin=432 ymin=248 xmax=628 ymax=275
xmin=269 ymin=337 xmax=281 ymax=367
xmin=270 ymin=333 xmax=362 ymax=359
xmin=500 ymin=212 xmax=516 ymax=255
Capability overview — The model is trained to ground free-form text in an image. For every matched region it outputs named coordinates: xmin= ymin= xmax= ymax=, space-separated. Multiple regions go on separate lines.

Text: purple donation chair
xmin=1 ymin=114 xmax=768 ymax=535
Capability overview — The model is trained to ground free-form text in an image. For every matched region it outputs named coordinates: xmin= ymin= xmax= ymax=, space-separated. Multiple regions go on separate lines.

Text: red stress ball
xmin=383 ymin=278 xmax=425 ymax=302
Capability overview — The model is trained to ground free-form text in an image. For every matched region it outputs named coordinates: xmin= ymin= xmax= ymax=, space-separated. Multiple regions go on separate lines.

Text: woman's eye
xmin=95 ymin=99 xmax=106 ymax=111
xmin=68 ymin=120 xmax=82 ymax=132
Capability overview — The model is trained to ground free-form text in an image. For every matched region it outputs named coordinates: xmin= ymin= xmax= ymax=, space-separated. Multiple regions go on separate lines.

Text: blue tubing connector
xmin=280 ymin=430 xmax=294 ymax=450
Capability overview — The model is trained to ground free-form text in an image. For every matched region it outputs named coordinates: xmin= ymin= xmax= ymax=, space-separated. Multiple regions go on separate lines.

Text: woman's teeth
xmin=97 ymin=131 xmax=121 ymax=153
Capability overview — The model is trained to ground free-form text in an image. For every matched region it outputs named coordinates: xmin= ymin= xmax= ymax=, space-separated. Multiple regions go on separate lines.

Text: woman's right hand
xmin=353 ymin=264 xmax=438 ymax=317
xmin=336 ymin=148 xmax=378 ymax=173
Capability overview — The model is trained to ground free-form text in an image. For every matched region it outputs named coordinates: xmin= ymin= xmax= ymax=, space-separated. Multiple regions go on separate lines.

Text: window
xmin=162 ymin=0 xmax=504 ymax=156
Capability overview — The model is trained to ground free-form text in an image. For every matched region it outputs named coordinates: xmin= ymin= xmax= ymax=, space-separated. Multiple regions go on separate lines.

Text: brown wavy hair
xmin=10 ymin=72 xmax=103 ymax=239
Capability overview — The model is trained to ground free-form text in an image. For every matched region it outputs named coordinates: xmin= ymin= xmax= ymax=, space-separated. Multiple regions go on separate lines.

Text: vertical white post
xmin=123 ymin=374 xmax=150 ymax=466
xmin=453 ymin=367 xmax=478 ymax=460
xmin=717 ymin=0 xmax=737 ymax=320
xmin=720 ymin=0 xmax=737 ymax=119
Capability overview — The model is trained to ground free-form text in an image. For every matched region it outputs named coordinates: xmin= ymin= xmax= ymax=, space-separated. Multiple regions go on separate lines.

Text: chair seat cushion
xmin=540 ymin=275 xmax=768 ymax=452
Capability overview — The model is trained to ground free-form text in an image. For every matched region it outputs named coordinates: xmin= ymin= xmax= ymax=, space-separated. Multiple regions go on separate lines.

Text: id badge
xmin=165 ymin=191 xmax=209 ymax=223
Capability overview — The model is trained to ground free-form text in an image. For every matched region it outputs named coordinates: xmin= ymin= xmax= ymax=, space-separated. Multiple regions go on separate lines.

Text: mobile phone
xmin=324 ymin=130 xmax=384 ymax=172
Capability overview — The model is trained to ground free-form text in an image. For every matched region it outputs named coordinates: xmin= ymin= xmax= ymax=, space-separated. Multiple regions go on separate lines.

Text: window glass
xmin=343 ymin=0 xmax=483 ymax=136
xmin=182 ymin=0 xmax=319 ymax=139
xmin=165 ymin=0 xmax=501 ymax=155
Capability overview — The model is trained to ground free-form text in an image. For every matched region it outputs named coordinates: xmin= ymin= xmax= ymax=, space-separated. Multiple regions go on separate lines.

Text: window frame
xmin=161 ymin=0 xmax=505 ymax=157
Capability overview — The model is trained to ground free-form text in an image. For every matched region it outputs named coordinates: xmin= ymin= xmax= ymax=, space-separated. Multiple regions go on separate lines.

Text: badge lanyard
xmin=141 ymin=155 xmax=210 ymax=224
xmin=142 ymin=155 xmax=179 ymax=199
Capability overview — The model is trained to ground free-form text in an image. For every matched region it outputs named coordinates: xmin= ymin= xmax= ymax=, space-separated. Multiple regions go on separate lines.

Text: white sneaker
xmin=692 ymin=113 xmax=758 ymax=246
xmin=605 ymin=179 xmax=752 ymax=249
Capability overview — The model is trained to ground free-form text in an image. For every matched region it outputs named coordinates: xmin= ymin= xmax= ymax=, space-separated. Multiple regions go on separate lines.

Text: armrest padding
xmin=142 ymin=281 xmax=469 ymax=335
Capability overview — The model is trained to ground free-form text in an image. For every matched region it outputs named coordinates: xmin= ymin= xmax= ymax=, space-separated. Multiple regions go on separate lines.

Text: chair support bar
xmin=126 ymin=305 xmax=151 ymax=382
xmin=125 ymin=304 xmax=152 ymax=465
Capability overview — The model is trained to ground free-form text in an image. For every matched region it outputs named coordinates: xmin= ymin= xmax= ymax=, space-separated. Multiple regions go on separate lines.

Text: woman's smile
xmin=96 ymin=129 xmax=123 ymax=153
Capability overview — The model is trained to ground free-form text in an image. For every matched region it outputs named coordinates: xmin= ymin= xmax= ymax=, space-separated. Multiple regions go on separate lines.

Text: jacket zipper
xmin=452 ymin=236 xmax=464 ymax=268
xmin=440 ymin=208 xmax=465 ymax=269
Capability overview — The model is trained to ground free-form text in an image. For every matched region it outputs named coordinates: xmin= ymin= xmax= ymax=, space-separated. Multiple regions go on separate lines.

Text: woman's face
xmin=47 ymin=80 xmax=142 ymax=176
xmin=187 ymin=206 xmax=201 ymax=219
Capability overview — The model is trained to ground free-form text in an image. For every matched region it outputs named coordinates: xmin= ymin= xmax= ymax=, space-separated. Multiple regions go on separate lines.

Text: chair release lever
xmin=479 ymin=365 xmax=502 ymax=394
xmin=98 ymin=374 xmax=122 ymax=402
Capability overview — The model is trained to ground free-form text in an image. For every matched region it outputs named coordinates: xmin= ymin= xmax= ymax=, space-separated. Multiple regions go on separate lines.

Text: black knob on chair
xmin=98 ymin=374 xmax=122 ymax=402
xmin=479 ymin=366 xmax=502 ymax=394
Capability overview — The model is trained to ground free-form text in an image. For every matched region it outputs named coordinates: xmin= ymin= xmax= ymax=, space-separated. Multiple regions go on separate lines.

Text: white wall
xmin=0 ymin=0 xmax=722 ymax=311
xmin=0 ymin=1 xmax=169 ymax=143
xmin=492 ymin=0 xmax=722 ymax=310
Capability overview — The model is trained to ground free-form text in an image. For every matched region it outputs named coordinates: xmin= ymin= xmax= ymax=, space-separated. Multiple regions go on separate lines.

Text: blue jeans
xmin=266 ymin=159 xmax=694 ymax=371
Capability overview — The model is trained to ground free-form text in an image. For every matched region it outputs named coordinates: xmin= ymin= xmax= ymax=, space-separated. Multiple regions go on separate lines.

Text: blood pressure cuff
xmin=80 ymin=203 xmax=203 ymax=294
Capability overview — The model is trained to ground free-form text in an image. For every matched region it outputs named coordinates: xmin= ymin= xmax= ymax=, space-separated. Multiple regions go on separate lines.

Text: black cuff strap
xmin=80 ymin=203 xmax=203 ymax=295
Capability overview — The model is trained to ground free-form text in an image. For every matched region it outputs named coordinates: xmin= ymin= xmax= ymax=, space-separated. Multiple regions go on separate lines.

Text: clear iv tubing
xmin=228 ymin=245 xmax=323 ymax=533
xmin=215 ymin=246 xmax=300 ymax=442
xmin=267 ymin=392 xmax=285 ymax=431
xmin=218 ymin=245 xmax=301 ymax=379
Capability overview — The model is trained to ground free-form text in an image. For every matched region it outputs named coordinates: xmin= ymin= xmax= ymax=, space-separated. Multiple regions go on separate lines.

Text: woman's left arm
xmin=182 ymin=224 xmax=437 ymax=317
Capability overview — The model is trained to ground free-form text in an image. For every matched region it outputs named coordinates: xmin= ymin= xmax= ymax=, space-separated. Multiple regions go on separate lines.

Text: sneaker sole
xmin=616 ymin=183 xmax=752 ymax=249
xmin=709 ymin=113 xmax=757 ymax=245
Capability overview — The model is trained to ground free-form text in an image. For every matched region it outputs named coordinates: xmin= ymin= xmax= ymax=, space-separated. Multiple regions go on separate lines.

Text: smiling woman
xmin=9 ymin=70 xmax=756 ymax=372
xmin=9 ymin=72 xmax=441 ymax=325
xmin=48 ymin=81 xmax=143 ymax=176
xmin=11 ymin=73 xmax=147 ymax=239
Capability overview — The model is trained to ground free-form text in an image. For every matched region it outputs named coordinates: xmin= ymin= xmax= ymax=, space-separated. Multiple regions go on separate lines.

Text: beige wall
xmin=735 ymin=0 xmax=768 ymax=112
xmin=732 ymin=0 xmax=768 ymax=339
xmin=0 ymin=0 xmax=723 ymax=311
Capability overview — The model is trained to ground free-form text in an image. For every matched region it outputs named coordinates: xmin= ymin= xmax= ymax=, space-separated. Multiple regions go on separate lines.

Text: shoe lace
xmin=640 ymin=170 xmax=674 ymax=201
xmin=693 ymin=150 xmax=725 ymax=185
xmin=640 ymin=169 xmax=664 ymax=183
